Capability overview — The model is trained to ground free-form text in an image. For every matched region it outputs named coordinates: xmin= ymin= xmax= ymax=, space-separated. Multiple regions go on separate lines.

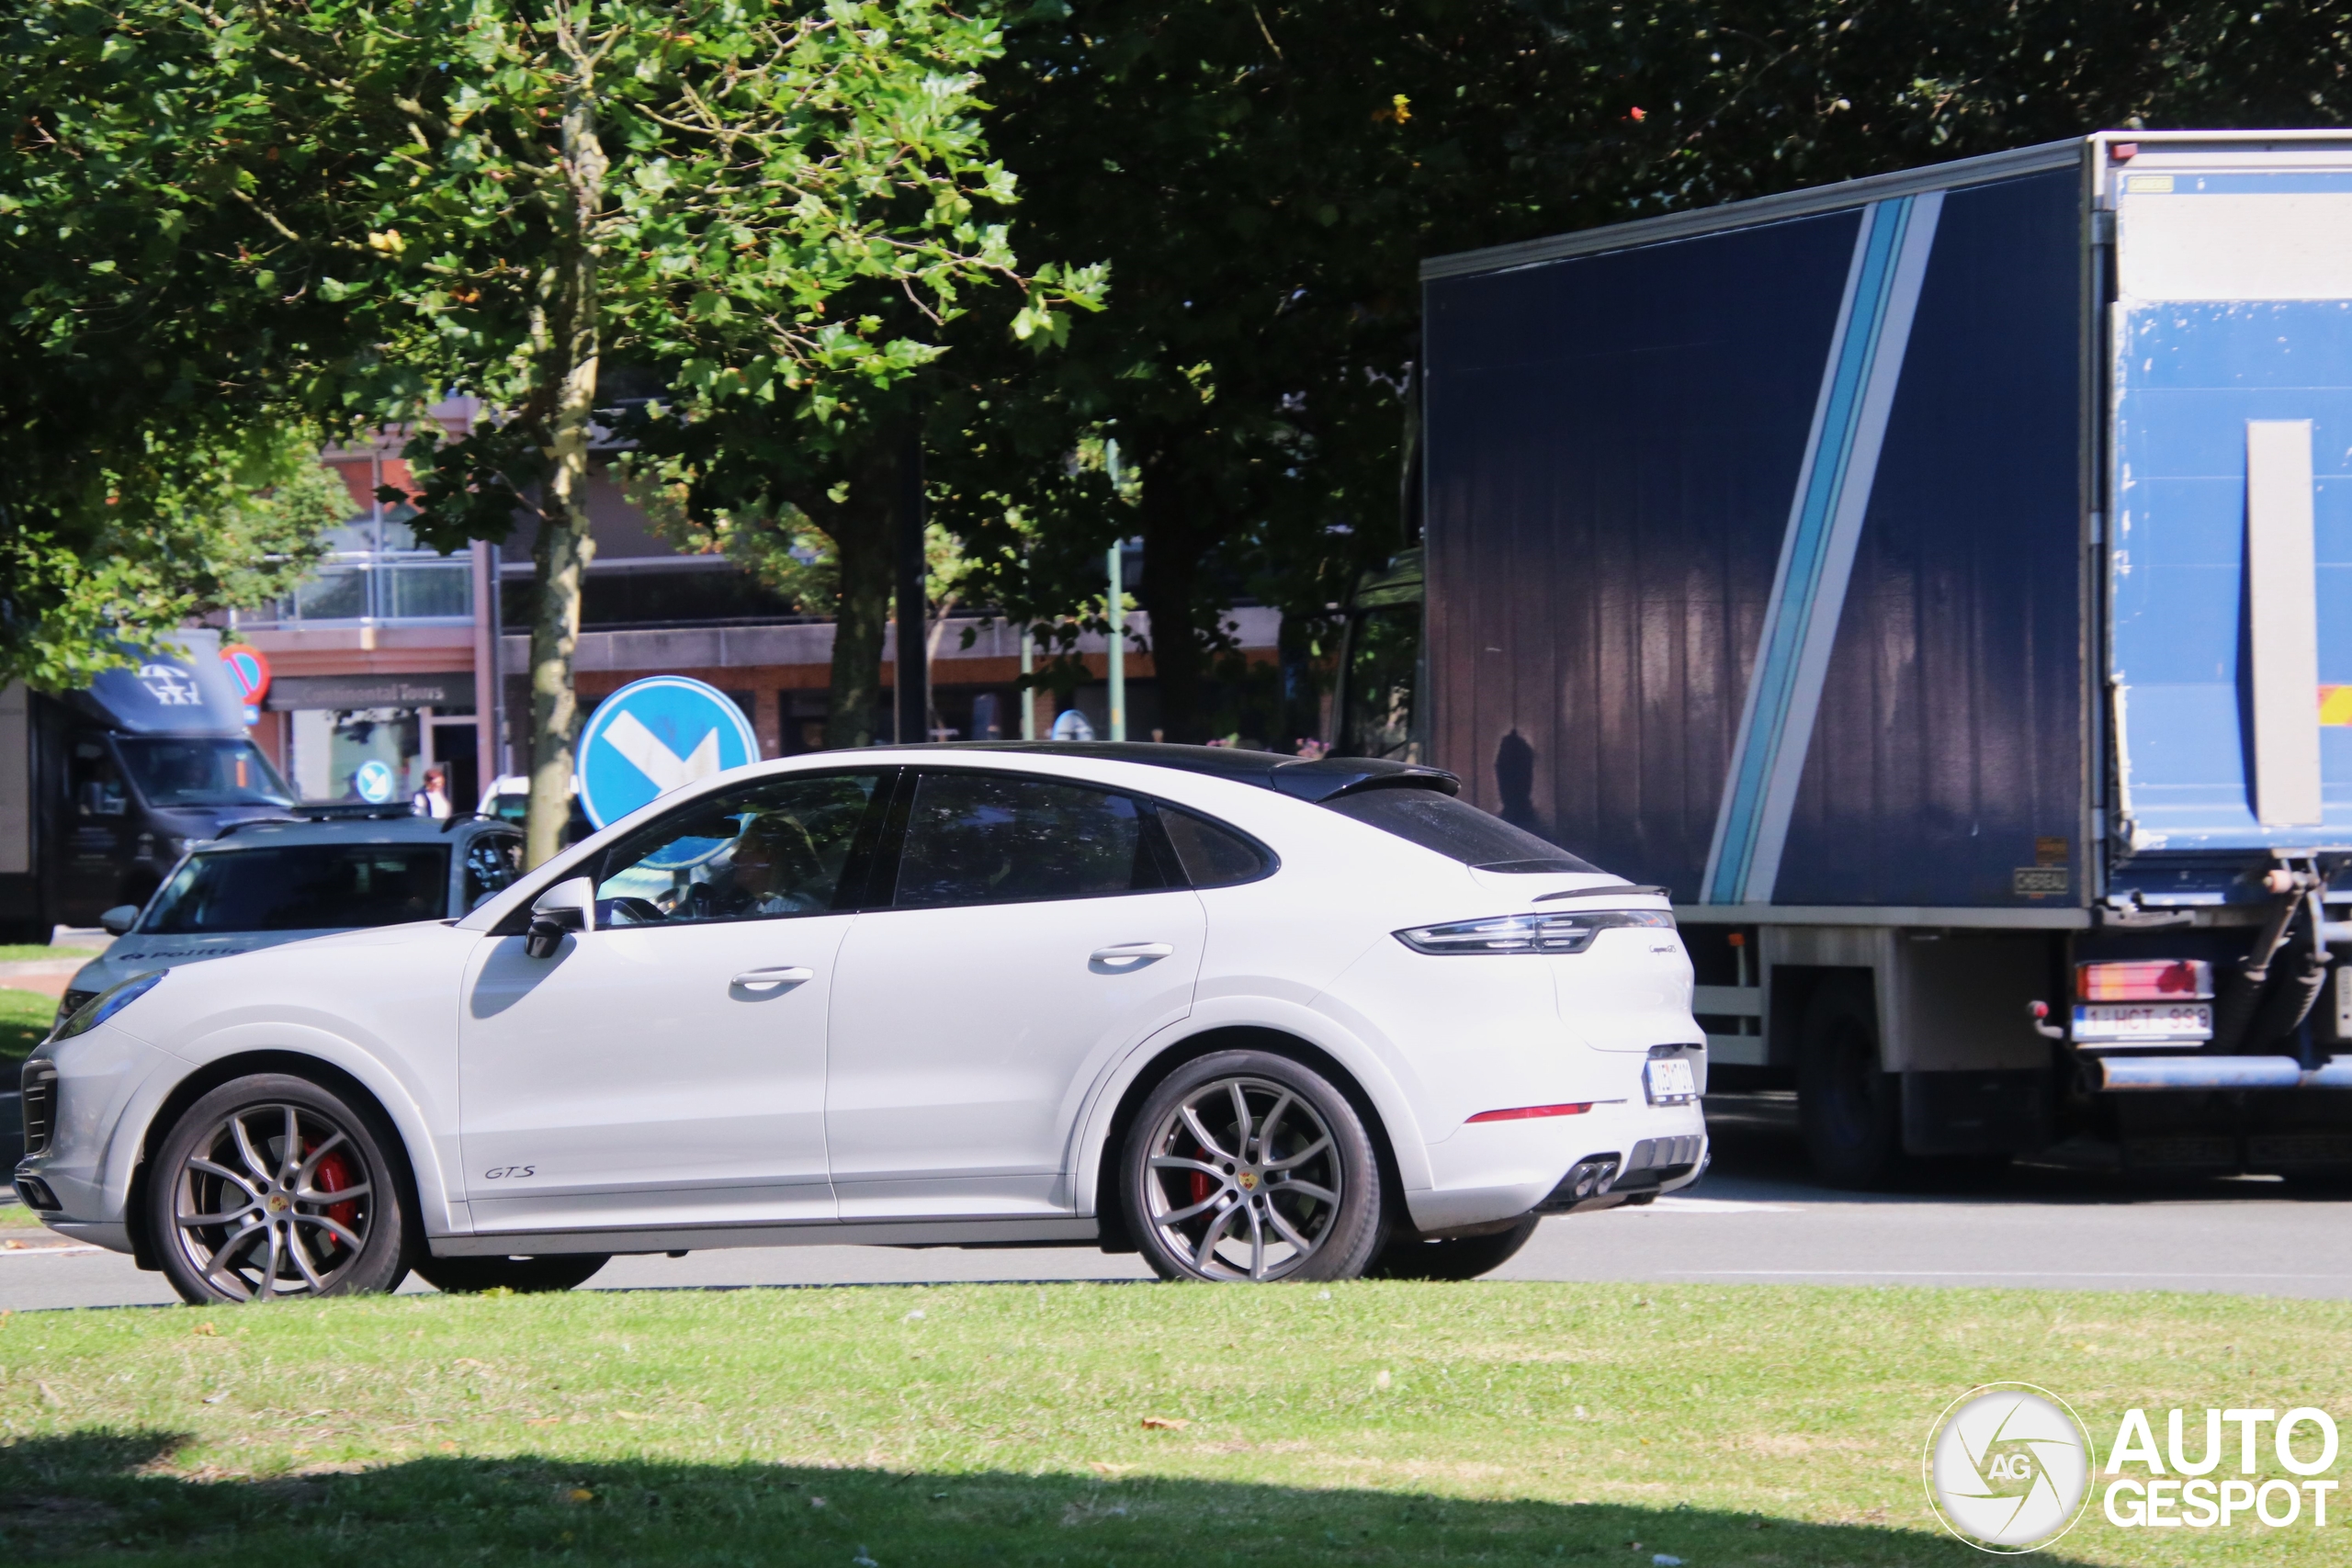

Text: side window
xmin=1159 ymin=808 xmax=1272 ymax=888
xmin=893 ymin=772 xmax=1166 ymax=909
xmin=462 ymin=833 xmax=524 ymax=912
xmin=593 ymin=773 xmax=880 ymax=928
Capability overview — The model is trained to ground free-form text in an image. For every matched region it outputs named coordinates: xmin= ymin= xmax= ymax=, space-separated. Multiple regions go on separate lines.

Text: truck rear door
xmin=2109 ymin=142 xmax=2352 ymax=856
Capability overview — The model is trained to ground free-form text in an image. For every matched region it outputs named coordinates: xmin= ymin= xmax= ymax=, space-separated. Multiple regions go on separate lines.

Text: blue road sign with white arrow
xmin=575 ymin=675 xmax=760 ymax=831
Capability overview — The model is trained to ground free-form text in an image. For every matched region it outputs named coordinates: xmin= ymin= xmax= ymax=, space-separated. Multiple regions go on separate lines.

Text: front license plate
xmin=2072 ymin=1002 xmax=2212 ymax=1043
xmin=1644 ymin=1057 xmax=1697 ymax=1105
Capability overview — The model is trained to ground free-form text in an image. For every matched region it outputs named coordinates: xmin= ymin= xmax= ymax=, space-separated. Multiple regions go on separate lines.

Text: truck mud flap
xmin=1901 ymin=1070 xmax=2048 ymax=1157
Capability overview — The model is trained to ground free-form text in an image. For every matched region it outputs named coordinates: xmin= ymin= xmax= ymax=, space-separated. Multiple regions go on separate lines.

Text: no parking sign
xmin=575 ymin=676 xmax=760 ymax=830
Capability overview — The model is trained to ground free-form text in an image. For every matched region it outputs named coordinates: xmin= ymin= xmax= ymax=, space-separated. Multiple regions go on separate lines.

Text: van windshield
xmin=143 ymin=844 xmax=450 ymax=932
xmin=117 ymin=738 xmax=294 ymax=808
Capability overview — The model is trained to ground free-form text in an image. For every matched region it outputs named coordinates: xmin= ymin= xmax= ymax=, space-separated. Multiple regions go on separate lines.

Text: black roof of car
xmin=198 ymin=813 xmax=521 ymax=851
xmin=885 ymin=742 xmax=1460 ymax=804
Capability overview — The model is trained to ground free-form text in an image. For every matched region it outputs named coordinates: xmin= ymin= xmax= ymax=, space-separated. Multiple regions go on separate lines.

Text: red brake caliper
xmin=307 ymin=1145 xmax=360 ymax=1247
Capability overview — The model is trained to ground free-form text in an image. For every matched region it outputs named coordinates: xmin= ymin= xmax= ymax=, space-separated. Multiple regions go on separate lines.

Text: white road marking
xmin=603 ymin=711 xmax=721 ymax=795
xmin=0 ymin=1244 xmax=104 ymax=1258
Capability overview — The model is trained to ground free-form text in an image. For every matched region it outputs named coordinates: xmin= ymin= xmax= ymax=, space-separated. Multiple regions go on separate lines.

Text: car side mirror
xmin=524 ymin=876 xmax=594 ymax=959
xmin=98 ymin=905 xmax=141 ymax=937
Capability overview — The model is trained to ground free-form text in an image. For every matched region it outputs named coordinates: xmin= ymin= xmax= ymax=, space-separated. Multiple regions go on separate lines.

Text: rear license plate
xmin=1644 ymin=1057 xmax=1697 ymax=1105
xmin=2072 ymin=1002 xmax=2212 ymax=1043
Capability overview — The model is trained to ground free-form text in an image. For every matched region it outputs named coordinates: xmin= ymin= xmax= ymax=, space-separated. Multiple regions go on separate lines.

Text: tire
xmin=1124 ymin=1049 xmax=1386 ymax=1282
xmin=149 ymin=1073 xmax=415 ymax=1304
xmin=1797 ymin=977 xmax=1902 ymax=1189
xmin=413 ymin=1253 xmax=610 ymax=1294
xmin=1368 ymin=1213 xmax=1540 ymax=1280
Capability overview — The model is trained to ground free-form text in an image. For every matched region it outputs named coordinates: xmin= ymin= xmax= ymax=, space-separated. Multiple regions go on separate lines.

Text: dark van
xmin=0 ymin=631 xmax=295 ymax=942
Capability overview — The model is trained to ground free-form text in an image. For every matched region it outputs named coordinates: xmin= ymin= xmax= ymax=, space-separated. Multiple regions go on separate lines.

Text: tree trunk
xmin=523 ymin=62 xmax=609 ymax=868
xmin=1137 ymin=450 xmax=1209 ymax=742
xmin=807 ymin=438 xmax=898 ymax=750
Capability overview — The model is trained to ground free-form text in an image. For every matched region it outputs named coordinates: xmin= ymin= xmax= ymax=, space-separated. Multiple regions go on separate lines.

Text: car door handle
xmin=1091 ymin=942 xmax=1174 ymax=970
xmin=732 ymin=966 xmax=813 ymax=989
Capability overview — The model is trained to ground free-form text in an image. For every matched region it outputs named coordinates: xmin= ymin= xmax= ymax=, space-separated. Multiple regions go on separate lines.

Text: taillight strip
xmin=1467 ymin=1102 xmax=1594 ymax=1122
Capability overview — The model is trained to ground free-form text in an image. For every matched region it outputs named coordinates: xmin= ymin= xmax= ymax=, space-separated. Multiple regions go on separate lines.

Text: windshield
xmin=143 ymin=844 xmax=451 ymax=932
xmin=116 ymin=738 xmax=294 ymax=808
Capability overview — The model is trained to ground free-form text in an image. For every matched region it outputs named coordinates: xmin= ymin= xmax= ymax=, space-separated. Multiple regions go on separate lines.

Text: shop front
xmin=264 ymin=672 xmax=481 ymax=809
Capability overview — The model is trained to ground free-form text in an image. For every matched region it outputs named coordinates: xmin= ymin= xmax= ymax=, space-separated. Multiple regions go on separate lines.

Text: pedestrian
xmin=413 ymin=765 xmax=452 ymax=819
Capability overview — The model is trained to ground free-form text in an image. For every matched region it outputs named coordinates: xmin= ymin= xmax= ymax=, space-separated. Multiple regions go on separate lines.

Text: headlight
xmin=51 ymin=971 xmax=167 ymax=1042
xmin=1395 ymin=909 xmax=1675 ymax=955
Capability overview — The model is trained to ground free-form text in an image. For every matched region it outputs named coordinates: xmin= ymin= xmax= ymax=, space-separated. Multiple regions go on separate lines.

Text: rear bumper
xmin=1406 ymin=1099 xmax=1706 ymax=1233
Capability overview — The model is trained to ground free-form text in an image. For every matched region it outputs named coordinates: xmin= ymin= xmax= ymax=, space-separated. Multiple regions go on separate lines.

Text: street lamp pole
xmin=1105 ymin=439 xmax=1125 ymax=742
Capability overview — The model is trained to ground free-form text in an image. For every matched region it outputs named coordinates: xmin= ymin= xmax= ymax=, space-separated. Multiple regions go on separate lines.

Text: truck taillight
xmin=2075 ymin=960 xmax=2213 ymax=1001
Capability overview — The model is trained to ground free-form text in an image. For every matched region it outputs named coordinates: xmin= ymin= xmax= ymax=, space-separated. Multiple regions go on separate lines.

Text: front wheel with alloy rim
xmin=149 ymin=1073 xmax=414 ymax=1304
xmin=1124 ymin=1050 xmax=1386 ymax=1282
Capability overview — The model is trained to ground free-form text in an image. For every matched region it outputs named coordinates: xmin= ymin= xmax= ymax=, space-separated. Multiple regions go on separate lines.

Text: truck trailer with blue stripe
xmin=1391 ymin=130 xmax=2352 ymax=1185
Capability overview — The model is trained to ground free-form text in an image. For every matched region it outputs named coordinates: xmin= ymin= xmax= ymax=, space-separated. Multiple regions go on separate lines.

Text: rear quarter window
xmin=1320 ymin=789 xmax=1600 ymax=874
xmin=1158 ymin=807 xmax=1274 ymax=888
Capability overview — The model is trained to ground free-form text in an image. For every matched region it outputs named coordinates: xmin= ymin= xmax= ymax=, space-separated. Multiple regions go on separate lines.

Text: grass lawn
xmin=2 ymin=987 xmax=58 ymax=1066
xmin=0 ymin=945 xmax=96 ymax=964
xmin=1 ymin=1280 xmax=2335 ymax=1565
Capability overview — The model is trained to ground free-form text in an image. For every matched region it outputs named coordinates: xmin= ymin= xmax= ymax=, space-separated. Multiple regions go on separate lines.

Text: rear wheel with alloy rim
xmin=150 ymin=1073 xmax=413 ymax=1304
xmin=413 ymin=1254 xmax=610 ymax=1293
xmin=1124 ymin=1050 xmax=1385 ymax=1282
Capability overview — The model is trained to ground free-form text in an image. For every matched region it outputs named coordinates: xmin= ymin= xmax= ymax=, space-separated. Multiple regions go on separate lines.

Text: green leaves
xmin=0 ymin=0 xmax=403 ymax=683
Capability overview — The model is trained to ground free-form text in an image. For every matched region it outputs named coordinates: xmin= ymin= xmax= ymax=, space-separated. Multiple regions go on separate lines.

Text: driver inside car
xmin=681 ymin=810 xmax=830 ymax=919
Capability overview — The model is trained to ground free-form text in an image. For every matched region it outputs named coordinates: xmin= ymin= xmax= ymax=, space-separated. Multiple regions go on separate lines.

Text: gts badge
xmin=481 ymin=1165 xmax=536 ymax=1180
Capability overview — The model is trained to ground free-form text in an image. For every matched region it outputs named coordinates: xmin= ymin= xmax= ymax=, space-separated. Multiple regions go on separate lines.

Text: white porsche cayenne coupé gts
xmin=16 ymin=744 xmax=1707 ymax=1303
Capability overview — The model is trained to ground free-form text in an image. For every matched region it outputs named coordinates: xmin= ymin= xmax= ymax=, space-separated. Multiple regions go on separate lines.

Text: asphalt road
xmin=9 ymin=1093 xmax=2352 ymax=1310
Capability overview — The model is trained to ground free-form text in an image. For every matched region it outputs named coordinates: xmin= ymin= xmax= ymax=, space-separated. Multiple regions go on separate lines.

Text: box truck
xmin=1 ymin=631 xmax=296 ymax=942
xmin=1353 ymin=130 xmax=2352 ymax=1184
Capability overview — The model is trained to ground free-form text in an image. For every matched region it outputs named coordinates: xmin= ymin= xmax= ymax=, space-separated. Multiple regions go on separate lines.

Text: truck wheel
xmin=1798 ymin=979 xmax=1901 ymax=1189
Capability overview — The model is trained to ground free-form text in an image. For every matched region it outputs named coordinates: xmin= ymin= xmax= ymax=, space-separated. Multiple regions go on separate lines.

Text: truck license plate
xmin=2072 ymin=1002 xmax=2212 ymax=1043
xmin=1644 ymin=1057 xmax=1697 ymax=1104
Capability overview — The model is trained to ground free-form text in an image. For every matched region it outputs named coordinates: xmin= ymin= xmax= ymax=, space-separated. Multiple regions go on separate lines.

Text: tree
xmin=936 ymin=0 xmax=2352 ymax=744
xmin=0 ymin=2 xmax=384 ymax=686
xmin=611 ymin=190 xmax=1102 ymax=751
xmin=931 ymin=0 xmax=1611 ymax=742
xmin=265 ymin=0 xmax=1098 ymax=861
